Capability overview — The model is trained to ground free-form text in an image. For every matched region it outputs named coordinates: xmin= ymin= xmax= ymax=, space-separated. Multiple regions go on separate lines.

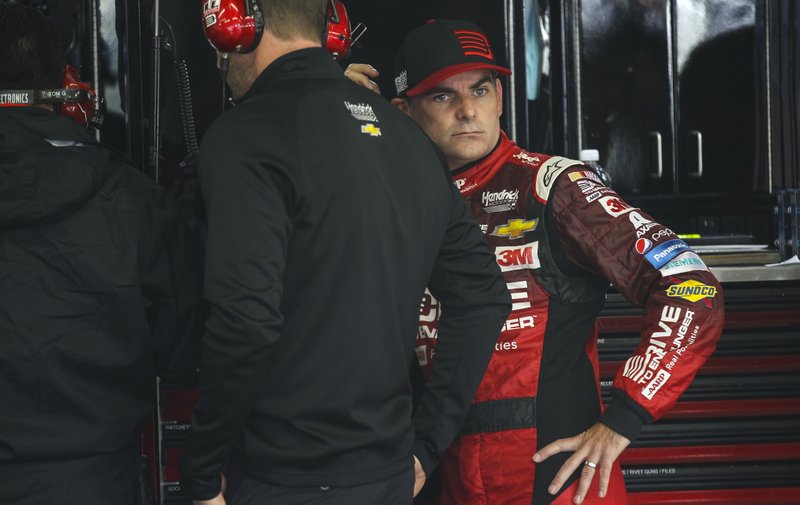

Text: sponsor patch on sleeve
xmin=659 ymin=251 xmax=709 ymax=277
xmin=666 ymin=279 xmax=717 ymax=303
xmin=642 ymin=369 xmax=671 ymax=399
xmin=568 ymin=170 xmax=602 ymax=183
xmin=598 ymin=195 xmax=637 ymax=217
xmin=642 ymin=239 xmax=691 ymax=268
xmin=534 ymin=156 xmax=583 ymax=202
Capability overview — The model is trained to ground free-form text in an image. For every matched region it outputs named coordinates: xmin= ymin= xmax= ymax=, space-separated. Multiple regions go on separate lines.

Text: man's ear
xmin=495 ymin=78 xmax=503 ymax=118
xmin=391 ymin=97 xmax=410 ymax=115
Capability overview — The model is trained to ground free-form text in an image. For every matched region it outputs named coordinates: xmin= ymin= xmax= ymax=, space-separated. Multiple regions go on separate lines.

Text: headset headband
xmin=0 ymin=89 xmax=93 ymax=107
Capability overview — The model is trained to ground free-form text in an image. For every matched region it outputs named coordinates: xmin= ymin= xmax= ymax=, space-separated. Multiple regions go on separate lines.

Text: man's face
xmin=217 ymin=51 xmax=257 ymax=99
xmin=394 ymin=69 xmax=503 ymax=171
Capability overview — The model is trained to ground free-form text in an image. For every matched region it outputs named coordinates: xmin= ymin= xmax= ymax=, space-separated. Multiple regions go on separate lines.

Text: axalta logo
xmin=636 ymin=238 xmax=652 ymax=254
xmin=513 ymin=151 xmax=540 ymax=165
xmin=629 ymin=211 xmax=653 ymax=230
xmin=482 ymin=189 xmax=519 ymax=213
xmin=495 ymin=243 xmax=540 ymax=272
xmin=666 ymin=280 xmax=717 ymax=303
xmin=635 ymin=223 xmax=657 ymax=237
xmin=454 ymin=178 xmax=466 ymax=189
xmin=491 ymin=218 xmax=538 ymax=239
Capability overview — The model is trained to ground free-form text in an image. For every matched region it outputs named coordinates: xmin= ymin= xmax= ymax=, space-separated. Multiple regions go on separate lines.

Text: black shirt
xmin=179 ymin=47 xmax=511 ymax=500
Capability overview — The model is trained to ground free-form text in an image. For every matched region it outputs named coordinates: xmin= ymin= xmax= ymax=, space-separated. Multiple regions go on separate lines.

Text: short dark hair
xmin=0 ymin=4 xmax=65 ymax=90
xmin=258 ymin=0 xmax=327 ymax=44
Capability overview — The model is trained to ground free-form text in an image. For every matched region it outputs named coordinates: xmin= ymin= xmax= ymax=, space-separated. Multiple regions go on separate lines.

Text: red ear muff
xmin=202 ymin=0 xmax=264 ymax=54
xmin=325 ymin=0 xmax=365 ymax=61
xmin=0 ymin=65 xmax=101 ymax=129
xmin=57 ymin=64 xmax=101 ymax=129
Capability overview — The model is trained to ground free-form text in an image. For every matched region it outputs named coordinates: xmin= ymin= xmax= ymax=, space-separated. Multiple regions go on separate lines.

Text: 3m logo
xmin=666 ymin=280 xmax=717 ymax=303
xmin=455 ymin=30 xmax=494 ymax=59
xmin=599 ymin=196 xmax=635 ymax=217
xmin=495 ymin=243 xmax=540 ymax=272
xmin=491 ymin=218 xmax=539 ymax=239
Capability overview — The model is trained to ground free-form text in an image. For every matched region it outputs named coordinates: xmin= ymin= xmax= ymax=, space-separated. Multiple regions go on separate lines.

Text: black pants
xmin=224 ymin=460 xmax=415 ymax=505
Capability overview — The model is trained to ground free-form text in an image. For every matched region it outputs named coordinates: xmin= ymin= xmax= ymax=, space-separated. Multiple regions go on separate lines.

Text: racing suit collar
xmin=450 ymin=131 xmax=517 ymax=196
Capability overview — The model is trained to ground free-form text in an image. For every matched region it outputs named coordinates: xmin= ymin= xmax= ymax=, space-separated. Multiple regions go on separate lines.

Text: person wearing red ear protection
xmin=0 ymin=5 xmax=203 ymax=505
xmin=180 ymin=1 xmax=512 ymax=505
xmin=202 ymin=0 xmax=364 ymax=99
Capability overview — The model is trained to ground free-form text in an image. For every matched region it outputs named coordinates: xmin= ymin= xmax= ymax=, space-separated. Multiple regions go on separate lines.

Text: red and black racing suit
xmin=416 ymin=133 xmax=725 ymax=505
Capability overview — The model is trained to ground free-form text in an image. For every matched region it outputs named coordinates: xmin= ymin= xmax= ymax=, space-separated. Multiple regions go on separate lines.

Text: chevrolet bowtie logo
xmin=361 ymin=123 xmax=382 ymax=137
xmin=491 ymin=218 xmax=539 ymax=239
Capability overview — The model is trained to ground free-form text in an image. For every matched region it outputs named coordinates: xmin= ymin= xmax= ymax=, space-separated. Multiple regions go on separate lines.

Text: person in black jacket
xmin=0 ymin=5 xmax=202 ymax=505
xmin=178 ymin=1 xmax=511 ymax=505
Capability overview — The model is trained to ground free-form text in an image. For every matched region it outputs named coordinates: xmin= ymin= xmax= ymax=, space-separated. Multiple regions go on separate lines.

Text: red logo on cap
xmin=455 ymin=30 xmax=494 ymax=59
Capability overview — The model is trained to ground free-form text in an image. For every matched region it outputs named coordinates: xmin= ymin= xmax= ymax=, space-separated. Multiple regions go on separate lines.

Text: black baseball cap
xmin=394 ymin=19 xmax=511 ymax=97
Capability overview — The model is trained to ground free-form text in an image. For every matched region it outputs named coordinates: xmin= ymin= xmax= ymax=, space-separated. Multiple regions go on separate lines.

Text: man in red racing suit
xmin=348 ymin=18 xmax=724 ymax=505
xmin=417 ymin=132 xmax=723 ymax=505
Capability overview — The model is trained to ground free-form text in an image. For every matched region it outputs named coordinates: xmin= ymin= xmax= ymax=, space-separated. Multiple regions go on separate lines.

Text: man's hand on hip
xmin=532 ymin=422 xmax=630 ymax=504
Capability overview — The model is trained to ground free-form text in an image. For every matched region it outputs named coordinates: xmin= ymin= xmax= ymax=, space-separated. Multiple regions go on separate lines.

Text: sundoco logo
xmin=666 ymin=280 xmax=717 ymax=303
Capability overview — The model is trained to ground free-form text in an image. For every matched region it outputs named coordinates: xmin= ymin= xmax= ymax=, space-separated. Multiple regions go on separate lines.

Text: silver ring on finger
xmin=584 ymin=461 xmax=598 ymax=469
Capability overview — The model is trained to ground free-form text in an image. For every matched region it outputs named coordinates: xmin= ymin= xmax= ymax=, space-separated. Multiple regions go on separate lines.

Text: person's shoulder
xmin=517 ymin=150 xmax=585 ymax=203
xmin=95 ymin=149 xmax=165 ymax=208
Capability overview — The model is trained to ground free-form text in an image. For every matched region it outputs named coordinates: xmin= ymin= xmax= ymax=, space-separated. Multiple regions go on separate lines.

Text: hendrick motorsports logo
xmin=667 ymin=280 xmax=717 ymax=303
xmin=345 ymin=101 xmax=379 ymax=122
xmin=481 ymin=189 xmax=519 ymax=213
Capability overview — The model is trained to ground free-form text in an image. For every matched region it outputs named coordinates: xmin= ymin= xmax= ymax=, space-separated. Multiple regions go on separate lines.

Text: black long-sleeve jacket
xmin=179 ymin=48 xmax=511 ymax=500
xmin=0 ymin=108 xmax=202 ymax=505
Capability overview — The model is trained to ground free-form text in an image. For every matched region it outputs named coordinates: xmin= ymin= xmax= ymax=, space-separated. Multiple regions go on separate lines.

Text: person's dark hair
xmin=0 ymin=4 xmax=65 ymax=90
xmin=258 ymin=0 xmax=327 ymax=44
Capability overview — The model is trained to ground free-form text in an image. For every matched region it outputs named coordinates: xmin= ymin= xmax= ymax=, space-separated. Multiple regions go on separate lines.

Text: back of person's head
xmin=0 ymin=4 xmax=65 ymax=90
xmin=259 ymin=0 xmax=327 ymax=44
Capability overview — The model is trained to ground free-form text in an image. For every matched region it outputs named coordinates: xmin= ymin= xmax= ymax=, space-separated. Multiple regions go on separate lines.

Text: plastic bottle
xmin=579 ymin=149 xmax=613 ymax=188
